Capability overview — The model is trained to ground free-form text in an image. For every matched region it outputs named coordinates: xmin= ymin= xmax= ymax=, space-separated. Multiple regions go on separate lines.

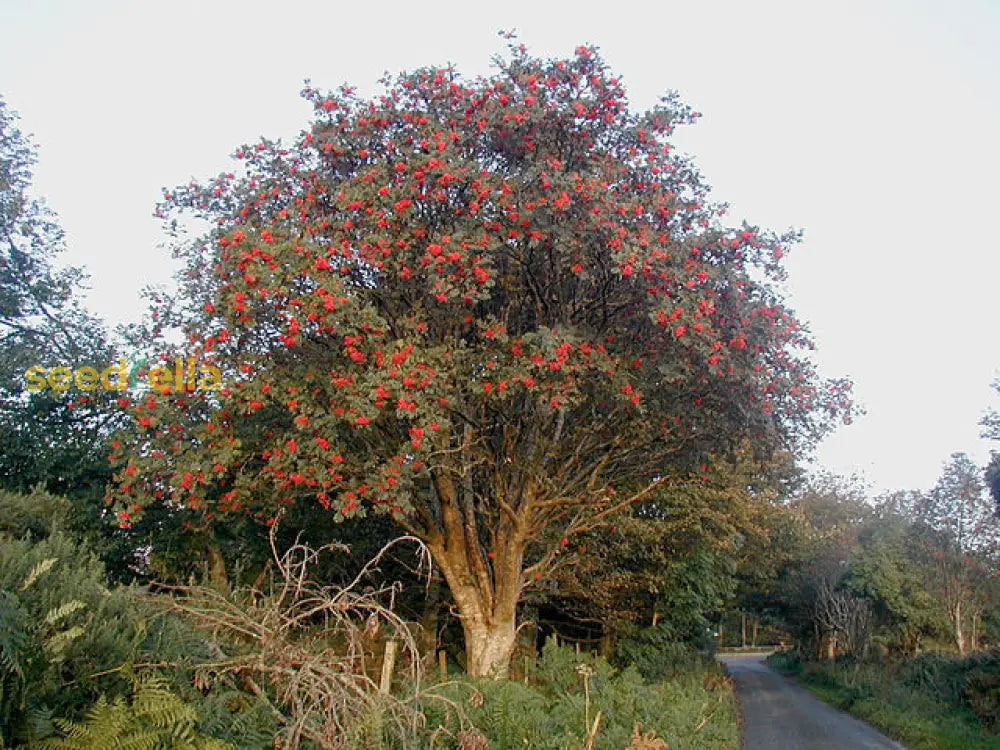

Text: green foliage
xmin=923 ymin=452 xmax=998 ymax=556
xmin=981 ymin=379 xmax=1000 ymax=508
xmin=421 ymin=641 xmax=737 ymax=750
xmin=0 ymin=503 xmax=290 ymax=749
xmin=848 ymin=513 xmax=942 ymax=654
xmin=546 ymin=457 xmax=768 ymax=643
xmin=0 ymin=487 xmax=73 ymax=539
xmin=744 ymin=463 xmax=1000 ymax=661
xmin=0 ymin=98 xmax=120 ymax=507
xmin=33 ymin=674 xmax=236 ymax=750
xmin=182 ymin=689 xmax=278 ymax=750
xmin=0 ymin=528 xmax=149 ymax=745
xmin=964 ymin=651 xmax=1000 ymax=731
xmin=896 ymin=650 xmax=1000 ymax=731
xmin=900 ymin=653 xmax=972 ymax=703
xmin=461 ymin=679 xmax=559 ymax=749
xmin=0 ymin=482 xmax=737 ymax=749
xmin=986 ymin=454 xmax=1000 ymax=510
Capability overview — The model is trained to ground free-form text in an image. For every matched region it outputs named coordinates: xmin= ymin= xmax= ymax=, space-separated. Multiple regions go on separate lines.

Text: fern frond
xmin=131 ymin=675 xmax=198 ymax=731
xmin=43 ymin=600 xmax=86 ymax=626
xmin=43 ymin=625 xmax=85 ymax=657
xmin=20 ymin=557 xmax=58 ymax=591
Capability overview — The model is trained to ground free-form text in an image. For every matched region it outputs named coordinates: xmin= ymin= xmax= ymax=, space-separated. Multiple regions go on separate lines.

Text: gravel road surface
xmin=719 ymin=654 xmax=908 ymax=750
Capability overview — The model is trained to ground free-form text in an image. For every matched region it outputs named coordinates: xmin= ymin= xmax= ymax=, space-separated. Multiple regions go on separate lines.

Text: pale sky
xmin=1 ymin=0 xmax=998 ymax=494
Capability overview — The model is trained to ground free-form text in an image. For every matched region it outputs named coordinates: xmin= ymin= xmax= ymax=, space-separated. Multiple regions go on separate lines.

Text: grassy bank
xmin=767 ymin=650 xmax=1000 ymax=750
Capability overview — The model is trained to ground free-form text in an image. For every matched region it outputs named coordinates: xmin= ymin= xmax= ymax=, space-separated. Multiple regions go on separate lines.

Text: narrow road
xmin=719 ymin=654 xmax=908 ymax=750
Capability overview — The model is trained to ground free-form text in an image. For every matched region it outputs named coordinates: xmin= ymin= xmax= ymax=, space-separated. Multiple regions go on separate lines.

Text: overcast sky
xmin=1 ymin=0 xmax=998 ymax=494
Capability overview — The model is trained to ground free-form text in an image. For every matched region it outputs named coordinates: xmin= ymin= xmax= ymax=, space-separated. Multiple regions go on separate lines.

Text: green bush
xmin=0 ymin=487 xmax=72 ymax=540
xmin=895 ymin=649 xmax=1000 ymax=731
xmin=0 ymin=518 xmax=277 ymax=748
xmin=765 ymin=649 xmax=802 ymax=674
xmin=900 ymin=652 xmax=969 ymax=703
xmin=33 ymin=674 xmax=236 ymax=750
xmin=962 ymin=651 xmax=1000 ymax=730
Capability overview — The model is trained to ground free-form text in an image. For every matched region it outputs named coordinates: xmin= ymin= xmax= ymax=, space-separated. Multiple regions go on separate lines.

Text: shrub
xmin=900 ymin=652 xmax=968 ymax=704
xmin=765 ymin=649 xmax=802 ymax=674
xmin=962 ymin=650 xmax=1000 ymax=730
xmin=792 ymin=651 xmax=1000 ymax=750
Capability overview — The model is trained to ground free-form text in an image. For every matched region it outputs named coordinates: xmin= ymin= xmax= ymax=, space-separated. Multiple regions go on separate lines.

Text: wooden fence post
xmin=380 ymin=640 xmax=398 ymax=695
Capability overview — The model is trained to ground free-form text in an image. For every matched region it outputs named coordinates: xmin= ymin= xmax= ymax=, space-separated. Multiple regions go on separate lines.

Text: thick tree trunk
xmin=421 ymin=465 xmax=534 ymax=677
xmin=427 ymin=473 xmax=525 ymax=678
xmin=431 ymin=562 xmax=520 ymax=677
xmin=431 ymin=558 xmax=521 ymax=677
xmin=741 ymin=611 xmax=747 ymax=648
xmin=752 ymin=619 xmax=759 ymax=648
xmin=463 ymin=618 xmax=518 ymax=678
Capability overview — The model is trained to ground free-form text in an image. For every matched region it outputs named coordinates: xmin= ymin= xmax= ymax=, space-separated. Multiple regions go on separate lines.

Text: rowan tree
xmin=110 ymin=40 xmax=853 ymax=676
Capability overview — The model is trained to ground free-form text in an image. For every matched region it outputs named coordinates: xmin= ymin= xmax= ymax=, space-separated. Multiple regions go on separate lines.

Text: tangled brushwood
xmin=152 ymin=526 xmax=442 ymax=749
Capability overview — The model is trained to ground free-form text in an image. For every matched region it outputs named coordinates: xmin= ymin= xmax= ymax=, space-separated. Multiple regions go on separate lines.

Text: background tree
xmin=0 ymin=97 xmax=119 ymax=516
xmin=755 ymin=476 xmax=875 ymax=658
xmin=847 ymin=506 xmax=940 ymax=655
xmin=982 ymin=379 xmax=1000 ymax=508
xmin=911 ymin=453 xmax=999 ymax=654
xmin=111 ymin=41 xmax=853 ymax=677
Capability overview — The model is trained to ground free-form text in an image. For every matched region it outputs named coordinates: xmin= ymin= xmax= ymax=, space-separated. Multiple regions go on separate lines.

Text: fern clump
xmin=34 ymin=674 xmax=236 ymax=750
xmin=0 ymin=529 xmax=151 ymax=745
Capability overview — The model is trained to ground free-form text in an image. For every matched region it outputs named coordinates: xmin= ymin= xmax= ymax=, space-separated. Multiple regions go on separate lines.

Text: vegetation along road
xmin=720 ymin=655 xmax=907 ymax=750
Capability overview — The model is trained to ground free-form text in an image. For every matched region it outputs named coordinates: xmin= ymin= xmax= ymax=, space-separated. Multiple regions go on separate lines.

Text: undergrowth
xmin=420 ymin=639 xmax=738 ymax=750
